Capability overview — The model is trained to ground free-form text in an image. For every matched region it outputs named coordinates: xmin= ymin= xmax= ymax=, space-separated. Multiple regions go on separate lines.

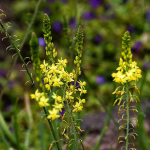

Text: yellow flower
xmin=53 ymin=103 xmax=63 ymax=112
xmin=47 ymin=109 xmax=60 ymax=120
xmin=113 ymin=71 xmax=126 ymax=84
xmin=40 ymin=60 xmax=48 ymax=73
xmin=52 ymin=93 xmax=62 ymax=102
xmin=52 ymin=77 xmax=64 ymax=87
xmin=38 ymin=96 xmax=50 ymax=107
xmin=49 ymin=64 xmax=59 ymax=74
xmin=66 ymin=91 xmax=74 ymax=100
xmin=56 ymin=58 xmax=68 ymax=67
xmin=73 ymin=102 xmax=83 ymax=112
xmin=78 ymin=88 xmax=87 ymax=95
xmin=30 ymin=89 xmax=44 ymax=101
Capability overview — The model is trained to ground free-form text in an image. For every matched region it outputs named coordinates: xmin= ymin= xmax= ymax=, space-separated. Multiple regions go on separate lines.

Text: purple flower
xmin=82 ymin=11 xmax=95 ymax=20
xmin=59 ymin=108 xmax=65 ymax=116
xmin=92 ymin=34 xmax=103 ymax=45
xmin=145 ymin=10 xmax=150 ymax=22
xmin=52 ymin=21 xmax=63 ymax=32
xmin=9 ymin=127 xmax=14 ymax=133
xmin=131 ymin=41 xmax=142 ymax=54
xmin=127 ymin=25 xmax=134 ymax=34
xmin=72 ymin=81 xmax=80 ymax=88
xmin=0 ymin=68 xmax=4 ymax=76
xmin=89 ymin=0 xmax=102 ymax=8
xmin=96 ymin=76 xmax=105 ymax=84
xmin=5 ymin=104 xmax=12 ymax=111
xmin=38 ymin=37 xmax=46 ymax=47
xmin=69 ymin=17 xmax=75 ymax=29
xmin=8 ymin=81 xmax=15 ymax=88
xmin=144 ymin=62 xmax=150 ymax=70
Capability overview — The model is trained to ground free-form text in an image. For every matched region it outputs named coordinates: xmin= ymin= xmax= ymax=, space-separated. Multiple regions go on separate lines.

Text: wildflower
xmin=53 ymin=103 xmax=63 ymax=112
xmin=38 ymin=37 xmax=46 ymax=47
xmin=82 ymin=11 xmax=95 ymax=20
xmin=96 ymin=76 xmax=105 ymax=84
xmin=56 ymin=58 xmax=67 ymax=67
xmin=52 ymin=93 xmax=62 ymax=102
xmin=52 ymin=21 xmax=62 ymax=33
xmin=73 ymin=102 xmax=83 ymax=112
xmin=30 ymin=89 xmax=44 ymax=101
xmin=66 ymin=91 xmax=74 ymax=100
xmin=47 ymin=109 xmax=60 ymax=120
xmin=52 ymin=76 xmax=64 ymax=87
xmin=38 ymin=96 xmax=50 ymax=107
xmin=112 ymin=31 xmax=142 ymax=150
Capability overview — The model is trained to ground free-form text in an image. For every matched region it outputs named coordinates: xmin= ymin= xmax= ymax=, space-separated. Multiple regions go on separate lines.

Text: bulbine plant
xmin=0 ymin=7 xmax=145 ymax=150
xmin=0 ymin=9 xmax=86 ymax=150
xmin=30 ymin=14 xmax=86 ymax=149
xmin=112 ymin=31 xmax=142 ymax=150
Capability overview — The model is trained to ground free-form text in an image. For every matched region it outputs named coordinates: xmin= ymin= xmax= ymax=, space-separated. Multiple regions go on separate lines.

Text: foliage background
xmin=0 ymin=0 xmax=150 ymax=150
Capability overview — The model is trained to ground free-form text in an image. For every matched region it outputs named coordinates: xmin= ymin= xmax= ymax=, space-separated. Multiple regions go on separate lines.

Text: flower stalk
xmin=0 ymin=18 xmax=62 ymax=150
xmin=126 ymin=83 xmax=130 ymax=150
xmin=112 ymin=31 xmax=142 ymax=150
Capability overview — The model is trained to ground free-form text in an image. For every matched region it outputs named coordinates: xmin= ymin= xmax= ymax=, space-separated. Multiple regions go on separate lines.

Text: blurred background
xmin=0 ymin=0 xmax=150 ymax=150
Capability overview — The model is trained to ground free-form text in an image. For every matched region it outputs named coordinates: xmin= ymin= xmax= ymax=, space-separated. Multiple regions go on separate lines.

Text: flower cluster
xmin=30 ymin=90 xmax=49 ymax=107
xmin=112 ymin=31 xmax=142 ymax=150
xmin=112 ymin=31 xmax=142 ymax=85
xmin=31 ymin=58 xmax=86 ymax=120
xmin=30 ymin=14 xmax=86 ymax=121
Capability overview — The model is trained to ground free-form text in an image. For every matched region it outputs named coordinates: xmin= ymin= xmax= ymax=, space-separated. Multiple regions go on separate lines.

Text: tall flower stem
xmin=0 ymin=0 xmax=43 ymax=101
xmin=0 ymin=20 xmax=61 ymax=150
xmin=66 ymin=100 xmax=78 ymax=150
xmin=126 ymin=83 xmax=130 ymax=150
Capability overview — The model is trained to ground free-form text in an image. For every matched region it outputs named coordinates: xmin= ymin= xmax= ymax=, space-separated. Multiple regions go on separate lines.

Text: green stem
xmin=66 ymin=101 xmax=78 ymax=150
xmin=126 ymin=83 xmax=130 ymax=150
xmin=0 ymin=0 xmax=42 ymax=102
xmin=43 ymin=107 xmax=62 ymax=150
xmin=0 ymin=130 xmax=10 ymax=148
xmin=0 ymin=113 xmax=18 ymax=147
xmin=0 ymin=19 xmax=61 ymax=150
xmin=0 ymin=19 xmax=36 ymax=89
